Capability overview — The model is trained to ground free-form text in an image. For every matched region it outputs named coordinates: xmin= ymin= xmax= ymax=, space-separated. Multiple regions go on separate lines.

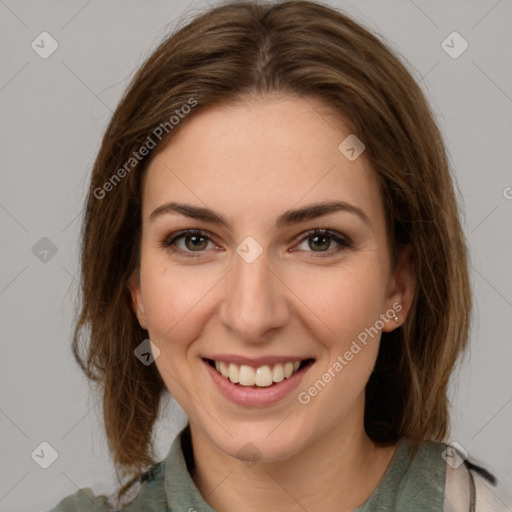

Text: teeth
xmin=212 ymin=359 xmax=305 ymax=387
xmin=228 ymin=363 xmax=239 ymax=383
xmin=283 ymin=362 xmax=294 ymax=378
xmin=255 ymin=365 xmax=272 ymax=387
xmin=272 ymin=364 xmax=284 ymax=383
xmin=239 ymin=365 xmax=254 ymax=385
xmin=220 ymin=361 xmax=229 ymax=378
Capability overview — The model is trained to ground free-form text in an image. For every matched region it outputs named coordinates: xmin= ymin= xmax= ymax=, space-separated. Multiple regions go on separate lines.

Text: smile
xmin=202 ymin=357 xmax=315 ymax=406
xmin=206 ymin=358 xmax=314 ymax=387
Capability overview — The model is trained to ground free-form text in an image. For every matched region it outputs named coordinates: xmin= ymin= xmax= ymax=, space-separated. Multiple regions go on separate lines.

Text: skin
xmin=128 ymin=94 xmax=415 ymax=512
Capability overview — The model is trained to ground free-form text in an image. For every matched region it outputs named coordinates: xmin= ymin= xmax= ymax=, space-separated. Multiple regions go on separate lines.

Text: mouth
xmin=204 ymin=358 xmax=315 ymax=388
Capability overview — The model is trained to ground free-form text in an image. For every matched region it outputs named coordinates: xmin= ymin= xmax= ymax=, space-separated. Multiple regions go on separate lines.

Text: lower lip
xmin=203 ymin=359 xmax=314 ymax=407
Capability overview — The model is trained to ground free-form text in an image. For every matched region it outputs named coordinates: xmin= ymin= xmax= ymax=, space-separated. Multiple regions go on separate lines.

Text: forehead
xmin=142 ymin=95 xmax=384 ymax=229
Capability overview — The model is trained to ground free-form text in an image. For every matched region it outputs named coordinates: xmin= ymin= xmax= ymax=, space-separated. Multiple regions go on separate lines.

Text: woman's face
xmin=129 ymin=95 xmax=414 ymax=463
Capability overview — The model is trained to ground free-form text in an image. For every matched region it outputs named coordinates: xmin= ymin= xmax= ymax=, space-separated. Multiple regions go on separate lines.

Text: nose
xmin=219 ymin=244 xmax=290 ymax=344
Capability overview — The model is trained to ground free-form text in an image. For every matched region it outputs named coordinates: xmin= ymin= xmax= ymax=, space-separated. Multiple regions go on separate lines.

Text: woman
xmin=49 ymin=1 xmax=505 ymax=510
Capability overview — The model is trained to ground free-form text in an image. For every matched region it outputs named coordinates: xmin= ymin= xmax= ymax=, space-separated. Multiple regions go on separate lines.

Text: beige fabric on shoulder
xmin=443 ymin=462 xmax=472 ymax=511
xmin=444 ymin=462 xmax=511 ymax=512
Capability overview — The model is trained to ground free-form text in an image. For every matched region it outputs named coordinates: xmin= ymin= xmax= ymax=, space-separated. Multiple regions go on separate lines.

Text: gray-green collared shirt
xmin=48 ymin=425 xmax=500 ymax=511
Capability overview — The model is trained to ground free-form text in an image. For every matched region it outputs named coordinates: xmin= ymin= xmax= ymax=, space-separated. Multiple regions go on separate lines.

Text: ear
xmin=127 ymin=271 xmax=149 ymax=330
xmin=382 ymin=243 xmax=415 ymax=332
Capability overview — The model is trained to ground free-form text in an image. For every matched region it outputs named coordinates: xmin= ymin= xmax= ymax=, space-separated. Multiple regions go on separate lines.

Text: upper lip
xmin=203 ymin=355 xmax=315 ymax=368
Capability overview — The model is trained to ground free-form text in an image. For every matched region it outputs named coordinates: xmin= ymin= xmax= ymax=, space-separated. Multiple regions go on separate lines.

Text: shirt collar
xmin=163 ymin=423 xmax=217 ymax=512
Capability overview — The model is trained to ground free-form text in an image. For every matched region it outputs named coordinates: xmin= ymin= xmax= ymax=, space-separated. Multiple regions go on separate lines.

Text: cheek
xmin=139 ymin=258 xmax=218 ymax=344
xmin=295 ymin=267 xmax=385 ymax=416
xmin=291 ymin=261 xmax=388 ymax=346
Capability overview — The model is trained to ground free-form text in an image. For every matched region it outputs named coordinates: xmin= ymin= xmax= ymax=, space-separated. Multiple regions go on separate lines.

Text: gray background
xmin=0 ymin=0 xmax=511 ymax=510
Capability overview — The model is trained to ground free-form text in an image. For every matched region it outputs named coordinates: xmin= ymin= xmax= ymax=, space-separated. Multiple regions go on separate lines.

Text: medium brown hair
xmin=72 ymin=0 xmax=471 ymax=503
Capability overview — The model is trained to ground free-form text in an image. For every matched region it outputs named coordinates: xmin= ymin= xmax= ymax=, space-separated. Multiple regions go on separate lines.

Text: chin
xmin=211 ymin=420 xmax=310 ymax=465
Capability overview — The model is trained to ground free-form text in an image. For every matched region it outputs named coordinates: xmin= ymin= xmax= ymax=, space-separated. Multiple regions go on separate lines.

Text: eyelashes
xmin=159 ymin=228 xmax=353 ymax=259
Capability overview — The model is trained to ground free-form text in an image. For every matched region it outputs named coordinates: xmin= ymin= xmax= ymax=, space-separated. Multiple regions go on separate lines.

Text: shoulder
xmin=472 ymin=469 xmax=511 ymax=512
xmin=353 ymin=438 xmax=448 ymax=511
xmin=377 ymin=438 xmax=509 ymax=511
xmin=47 ymin=487 xmax=112 ymax=512
xmin=391 ymin=439 xmax=447 ymax=509
xmin=47 ymin=462 xmax=167 ymax=512
xmin=442 ymin=447 xmax=510 ymax=512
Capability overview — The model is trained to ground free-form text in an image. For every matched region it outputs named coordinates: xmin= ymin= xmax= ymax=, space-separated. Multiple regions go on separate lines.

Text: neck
xmin=188 ymin=414 xmax=398 ymax=512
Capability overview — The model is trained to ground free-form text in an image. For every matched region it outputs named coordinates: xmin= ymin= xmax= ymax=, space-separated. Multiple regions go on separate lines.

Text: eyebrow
xmin=149 ymin=200 xmax=371 ymax=229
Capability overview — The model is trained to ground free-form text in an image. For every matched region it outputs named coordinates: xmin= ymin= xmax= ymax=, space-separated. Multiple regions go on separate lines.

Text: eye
xmin=160 ymin=229 xmax=218 ymax=258
xmin=293 ymin=228 xmax=352 ymax=257
xmin=160 ymin=228 xmax=352 ymax=259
